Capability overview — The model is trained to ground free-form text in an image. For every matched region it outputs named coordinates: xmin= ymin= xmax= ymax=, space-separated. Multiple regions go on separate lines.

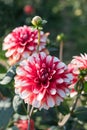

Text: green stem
xmin=37 ymin=29 xmax=40 ymax=52
xmin=58 ymin=93 xmax=80 ymax=127
xmin=27 ymin=106 xmax=34 ymax=130
xmin=59 ymin=40 xmax=64 ymax=61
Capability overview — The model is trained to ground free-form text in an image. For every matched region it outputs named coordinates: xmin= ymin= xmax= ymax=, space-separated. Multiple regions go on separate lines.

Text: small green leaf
xmin=74 ymin=107 xmax=87 ymax=122
xmin=13 ymin=95 xmax=27 ymax=115
xmin=58 ymin=101 xmax=70 ymax=115
xmin=0 ymin=65 xmax=16 ymax=85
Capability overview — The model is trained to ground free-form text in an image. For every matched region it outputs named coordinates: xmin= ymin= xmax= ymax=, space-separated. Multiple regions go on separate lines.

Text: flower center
xmin=40 ymin=68 xmax=48 ymax=82
xmin=20 ymin=33 xmax=29 ymax=46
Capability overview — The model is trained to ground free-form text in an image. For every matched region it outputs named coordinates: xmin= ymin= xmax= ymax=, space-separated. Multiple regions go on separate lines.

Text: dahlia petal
xmin=15 ymin=88 xmax=21 ymax=94
xmin=53 ymin=57 xmax=60 ymax=63
xmin=20 ymin=60 xmax=27 ymax=66
xmin=65 ymin=88 xmax=70 ymax=94
xmin=20 ymin=90 xmax=29 ymax=99
xmin=3 ymin=42 xmax=16 ymax=50
xmin=16 ymin=67 xmax=27 ymax=76
xmin=57 ymin=89 xmax=66 ymax=98
xmin=28 ymin=56 xmax=35 ymax=65
xmin=32 ymin=99 xmax=41 ymax=108
xmin=47 ymin=96 xmax=55 ymax=107
xmin=57 ymin=69 xmax=64 ymax=74
xmin=55 ymin=96 xmax=63 ymax=105
xmin=39 ymin=103 xmax=49 ymax=110
xmin=33 ymin=88 xmax=40 ymax=94
xmin=50 ymin=88 xmax=56 ymax=95
xmin=5 ymin=49 xmax=15 ymax=57
xmin=15 ymin=79 xmax=29 ymax=87
xmin=56 ymin=78 xmax=64 ymax=84
xmin=66 ymin=73 xmax=73 ymax=80
xmin=64 ymin=78 xmax=70 ymax=83
xmin=28 ymin=46 xmax=34 ymax=51
xmin=40 ymin=52 xmax=46 ymax=60
xmin=37 ymin=93 xmax=44 ymax=101
xmin=17 ymin=47 xmax=25 ymax=53
xmin=57 ymin=62 xmax=66 ymax=69
xmin=22 ymin=51 xmax=31 ymax=59
xmin=13 ymin=53 xmax=20 ymax=60
xmin=46 ymin=55 xmax=52 ymax=64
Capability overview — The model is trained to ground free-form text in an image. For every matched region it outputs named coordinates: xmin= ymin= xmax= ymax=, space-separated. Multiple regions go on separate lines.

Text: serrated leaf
xmin=74 ymin=107 xmax=87 ymax=122
xmin=13 ymin=95 xmax=27 ymax=115
xmin=0 ymin=98 xmax=14 ymax=129
xmin=0 ymin=65 xmax=16 ymax=85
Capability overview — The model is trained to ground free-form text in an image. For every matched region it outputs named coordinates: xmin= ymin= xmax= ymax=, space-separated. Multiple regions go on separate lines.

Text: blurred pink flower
xmin=15 ymin=52 xmax=73 ymax=110
xmin=68 ymin=53 xmax=87 ymax=97
xmin=14 ymin=119 xmax=35 ymax=130
xmin=3 ymin=26 xmax=49 ymax=65
xmin=24 ymin=5 xmax=35 ymax=15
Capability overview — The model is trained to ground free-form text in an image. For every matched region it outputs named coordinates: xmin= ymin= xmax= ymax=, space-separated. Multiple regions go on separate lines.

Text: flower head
xmin=15 ymin=52 xmax=73 ymax=110
xmin=3 ymin=26 xmax=48 ymax=65
xmin=68 ymin=53 xmax=87 ymax=97
xmin=14 ymin=119 xmax=35 ymax=130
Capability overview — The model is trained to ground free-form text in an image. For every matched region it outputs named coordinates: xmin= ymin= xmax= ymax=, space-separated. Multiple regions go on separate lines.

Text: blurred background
xmin=0 ymin=0 xmax=87 ymax=130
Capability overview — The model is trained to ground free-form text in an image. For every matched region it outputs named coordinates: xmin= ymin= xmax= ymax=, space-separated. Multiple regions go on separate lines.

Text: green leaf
xmin=74 ymin=107 xmax=87 ymax=122
xmin=84 ymin=81 xmax=87 ymax=93
xmin=0 ymin=66 xmax=16 ymax=85
xmin=13 ymin=95 xmax=27 ymax=115
xmin=57 ymin=101 xmax=70 ymax=115
xmin=0 ymin=85 xmax=13 ymax=97
xmin=0 ymin=98 xmax=14 ymax=129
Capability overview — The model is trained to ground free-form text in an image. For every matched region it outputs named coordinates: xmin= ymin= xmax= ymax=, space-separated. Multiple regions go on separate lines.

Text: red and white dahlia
xmin=3 ymin=25 xmax=48 ymax=65
xmin=68 ymin=53 xmax=87 ymax=97
xmin=15 ymin=52 xmax=73 ymax=110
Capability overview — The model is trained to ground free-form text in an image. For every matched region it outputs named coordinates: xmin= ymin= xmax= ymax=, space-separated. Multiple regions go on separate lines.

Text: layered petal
xmin=15 ymin=52 xmax=73 ymax=110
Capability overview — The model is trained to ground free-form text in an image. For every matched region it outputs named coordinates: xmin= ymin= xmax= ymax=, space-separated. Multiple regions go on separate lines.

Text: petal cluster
xmin=3 ymin=25 xmax=48 ymax=65
xmin=15 ymin=52 xmax=73 ymax=110
xmin=68 ymin=53 xmax=87 ymax=97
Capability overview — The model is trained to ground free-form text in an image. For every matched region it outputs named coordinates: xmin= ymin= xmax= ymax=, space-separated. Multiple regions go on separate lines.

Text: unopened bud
xmin=57 ymin=33 xmax=65 ymax=42
xmin=31 ymin=16 xmax=42 ymax=26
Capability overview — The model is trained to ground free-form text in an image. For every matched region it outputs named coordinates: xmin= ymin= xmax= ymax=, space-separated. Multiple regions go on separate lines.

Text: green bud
xmin=57 ymin=33 xmax=65 ymax=42
xmin=31 ymin=16 xmax=42 ymax=27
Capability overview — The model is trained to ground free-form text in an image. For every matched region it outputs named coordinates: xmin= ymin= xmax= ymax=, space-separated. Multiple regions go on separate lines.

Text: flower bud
xmin=31 ymin=16 xmax=42 ymax=26
xmin=57 ymin=33 xmax=65 ymax=42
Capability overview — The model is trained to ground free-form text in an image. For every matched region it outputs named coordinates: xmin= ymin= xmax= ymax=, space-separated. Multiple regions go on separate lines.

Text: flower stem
xmin=37 ymin=29 xmax=40 ymax=52
xmin=27 ymin=106 xmax=34 ymax=130
xmin=59 ymin=40 xmax=64 ymax=61
xmin=58 ymin=94 xmax=80 ymax=127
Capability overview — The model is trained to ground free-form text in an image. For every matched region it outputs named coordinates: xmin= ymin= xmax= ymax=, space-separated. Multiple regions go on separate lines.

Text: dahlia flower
xmin=68 ymin=53 xmax=87 ymax=97
xmin=14 ymin=119 xmax=35 ymax=130
xmin=3 ymin=25 xmax=48 ymax=65
xmin=15 ymin=52 xmax=73 ymax=110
